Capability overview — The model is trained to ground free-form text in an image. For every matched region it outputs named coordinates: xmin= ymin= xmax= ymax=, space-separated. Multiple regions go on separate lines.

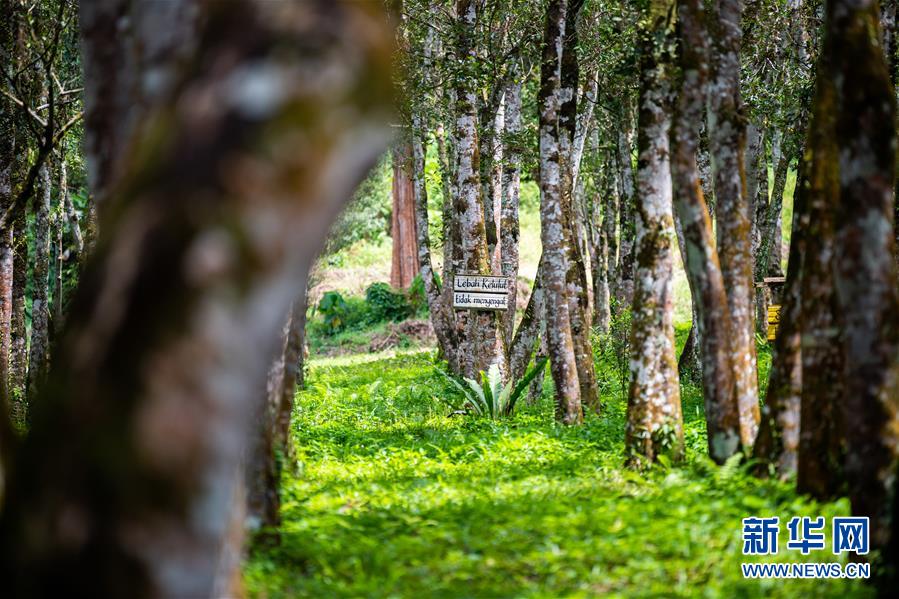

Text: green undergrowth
xmin=243 ymin=342 xmax=868 ymax=598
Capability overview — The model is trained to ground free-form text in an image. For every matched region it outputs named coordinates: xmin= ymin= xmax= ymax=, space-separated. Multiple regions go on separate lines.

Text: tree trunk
xmin=501 ymin=78 xmax=523 ymax=347
xmin=9 ymin=207 xmax=26 ymax=424
xmin=673 ymin=206 xmax=702 ymax=379
xmin=829 ymin=0 xmax=899 ymax=562
xmin=539 ymin=0 xmax=581 ymax=424
xmin=615 ymin=104 xmax=637 ymax=308
xmin=626 ymin=21 xmax=683 ymax=467
xmin=0 ymin=3 xmax=392 ymax=596
xmin=0 ymin=101 xmax=11 ymax=405
xmin=452 ymin=0 xmax=506 ymax=379
xmin=753 ymin=158 xmax=806 ymax=480
xmin=559 ymin=0 xmax=598 ymax=413
xmin=670 ymin=0 xmax=741 ymax=464
xmin=413 ymin=118 xmax=459 ymax=373
xmin=390 ymin=142 xmax=419 ymax=289
xmin=797 ymin=45 xmax=845 ymax=501
xmin=53 ymin=158 xmax=68 ymax=327
xmin=79 ymin=0 xmax=199 ymax=219
xmin=26 ymin=165 xmax=51 ymax=401
xmin=246 ymin=288 xmax=307 ymax=535
xmin=509 ymin=255 xmax=545 ymax=382
xmin=591 ymin=158 xmax=614 ymax=334
xmin=708 ymin=0 xmax=760 ymax=449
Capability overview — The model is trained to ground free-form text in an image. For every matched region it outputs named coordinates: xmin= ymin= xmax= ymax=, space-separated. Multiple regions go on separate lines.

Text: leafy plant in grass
xmin=439 ymin=358 xmax=548 ymax=419
xmin=595 ymin=303 xmax=632 ymax=401
xmin=318 ymin=291 xmax=350 ymax=334
xmin=365 ymin=282 xmax=412 ymax=323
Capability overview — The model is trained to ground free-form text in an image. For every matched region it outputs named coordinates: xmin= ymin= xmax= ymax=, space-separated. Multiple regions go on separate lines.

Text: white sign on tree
xmin=453 ymin=274 xmax=511 ymax=311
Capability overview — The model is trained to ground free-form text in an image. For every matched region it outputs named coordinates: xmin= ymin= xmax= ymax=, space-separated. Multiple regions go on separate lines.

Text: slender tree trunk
xmin=708 ymin=0 xmax=760 ymax=448
xmin=539 ymin=0 xmax=581 ymax=424
xmin=0 ymin=104 xmax=11 ymax=404
xmin=435 ymin=122 xmax=460 ymax=353
xmin=626 ymin=22 xmax=683 ymax=467
xmin=591 ymin=164 xmax=612 ymax=334
xmin=673 ymin=203 xmax=702 ymax=379
xmin=746 ymin=122 xmax=766 ymax=264
xmin=246 ymin=288 xmax=307 ymax=535
xmin=0 ymin=3 xmax=392 ymax=595
xmin=501 ymin=78 xmax=523 ymax=346
xmin=26 ymin=165 xmax=51 ymax=401
xmin=829 ymin=0 xmax=899 ymax=563
xmin=753 ymin=159 xmax=806 ymax=480
xmin=594 ymin=152 xmax=618 ymax=333
xmin=9 ymin=207 xmax=26 ymax=423
xmin=390 ymin=141 xmax=419 ymax=289
xmin=413 ymin=119 xmax=459 ymax=373
xmin=53 ymin=159 xmax=68 ymax=327
xmin=670 ymin=0 xmax=741 ymax=464
xmin=616 ymin=104 xmax=637 ymax=308
xmin=509 ymin=255 xmax=545 ymax=382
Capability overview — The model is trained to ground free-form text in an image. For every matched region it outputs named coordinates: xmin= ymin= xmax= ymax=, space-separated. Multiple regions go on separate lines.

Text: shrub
xmin=365 ymin=282 xmax=411 ymax=323
xmin=406 ymin=274 xmax=428 ymax=315
xmin=318 ymin=291 xmax=350 ymax=334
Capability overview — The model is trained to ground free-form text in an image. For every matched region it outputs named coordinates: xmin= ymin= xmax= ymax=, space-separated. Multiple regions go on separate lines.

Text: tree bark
xmin=26 ymin=164 xmax=51 ymax=401
xmin=616 ymin=104 xmax=637 ymax=308
xmin=708 ymin=0 xmax=760 ymax=449
xmin=797 ymin=45 xmax=845 ymax=501
xmin=390 ymin=141 xmax=419 ymax=289
xmin=0 ymin=85 xmax=11 ymax=405
xmin=500 ymin=78 xmax=523 ymax=347
xmin=559 ymin=0 xmax=598 ymax=413
xmin=509 ymin=255 xmax=545 ymax=382
xmin=626 ymin=19 xmax=683 ymax=467
xmin=9 ymin=206 xmax=26 ymax=424
xmin=79 ymin=0 xmax=199 ymax=220
xmin=413 ymin=118 xmax=459 ymax=373
xmin=246 ymin=288 xmax=307 ymax=535
xmin=0 ymin=2 xmax=392 ymax=596
xmin=452 ymin=0 xmax=506 ymax=379
xmin=670 ymin=0 xmax=741 ymax=464
xmin=539 ymin=0 xmax=581 ymax=424
xmin=829 ymin=0 xmax=899 ymax=562
xmin=753 ymin=158 xmax=806 ymax=481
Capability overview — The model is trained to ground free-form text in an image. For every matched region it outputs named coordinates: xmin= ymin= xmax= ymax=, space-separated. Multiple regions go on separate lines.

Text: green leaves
xmin=438 ymin=358 xmax=548 ymax=420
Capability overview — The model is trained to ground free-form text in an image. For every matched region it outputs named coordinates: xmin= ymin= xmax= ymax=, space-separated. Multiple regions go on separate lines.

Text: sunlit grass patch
xmin=244 ymin=350 xmax=869 ymax=599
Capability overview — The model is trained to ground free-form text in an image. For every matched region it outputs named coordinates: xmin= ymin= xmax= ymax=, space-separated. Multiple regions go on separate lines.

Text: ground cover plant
xmin=243 ymin=347 xmax=870 ymax=598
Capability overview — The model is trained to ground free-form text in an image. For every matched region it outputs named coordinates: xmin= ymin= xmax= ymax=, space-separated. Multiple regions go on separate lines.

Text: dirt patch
xmin=368 ymin=319 xmax=435 ymax=352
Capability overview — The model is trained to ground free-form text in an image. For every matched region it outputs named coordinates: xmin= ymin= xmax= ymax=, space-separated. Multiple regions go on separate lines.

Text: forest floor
xmin=242 ymin=330 xmax=870 ymax=598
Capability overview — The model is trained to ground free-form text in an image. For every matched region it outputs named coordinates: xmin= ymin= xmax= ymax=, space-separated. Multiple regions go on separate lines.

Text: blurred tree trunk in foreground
xmin=827 ymin=0 xmax=899 ymax=576
xmin=390 ymin=142 xmax=419 ymax=289
xmin=0 ymin=2 xmax=393 ymax=597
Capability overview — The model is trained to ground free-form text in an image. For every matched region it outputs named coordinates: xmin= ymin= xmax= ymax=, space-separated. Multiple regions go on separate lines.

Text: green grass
xmin=243 ymin=336 xmax=871 ymax=598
